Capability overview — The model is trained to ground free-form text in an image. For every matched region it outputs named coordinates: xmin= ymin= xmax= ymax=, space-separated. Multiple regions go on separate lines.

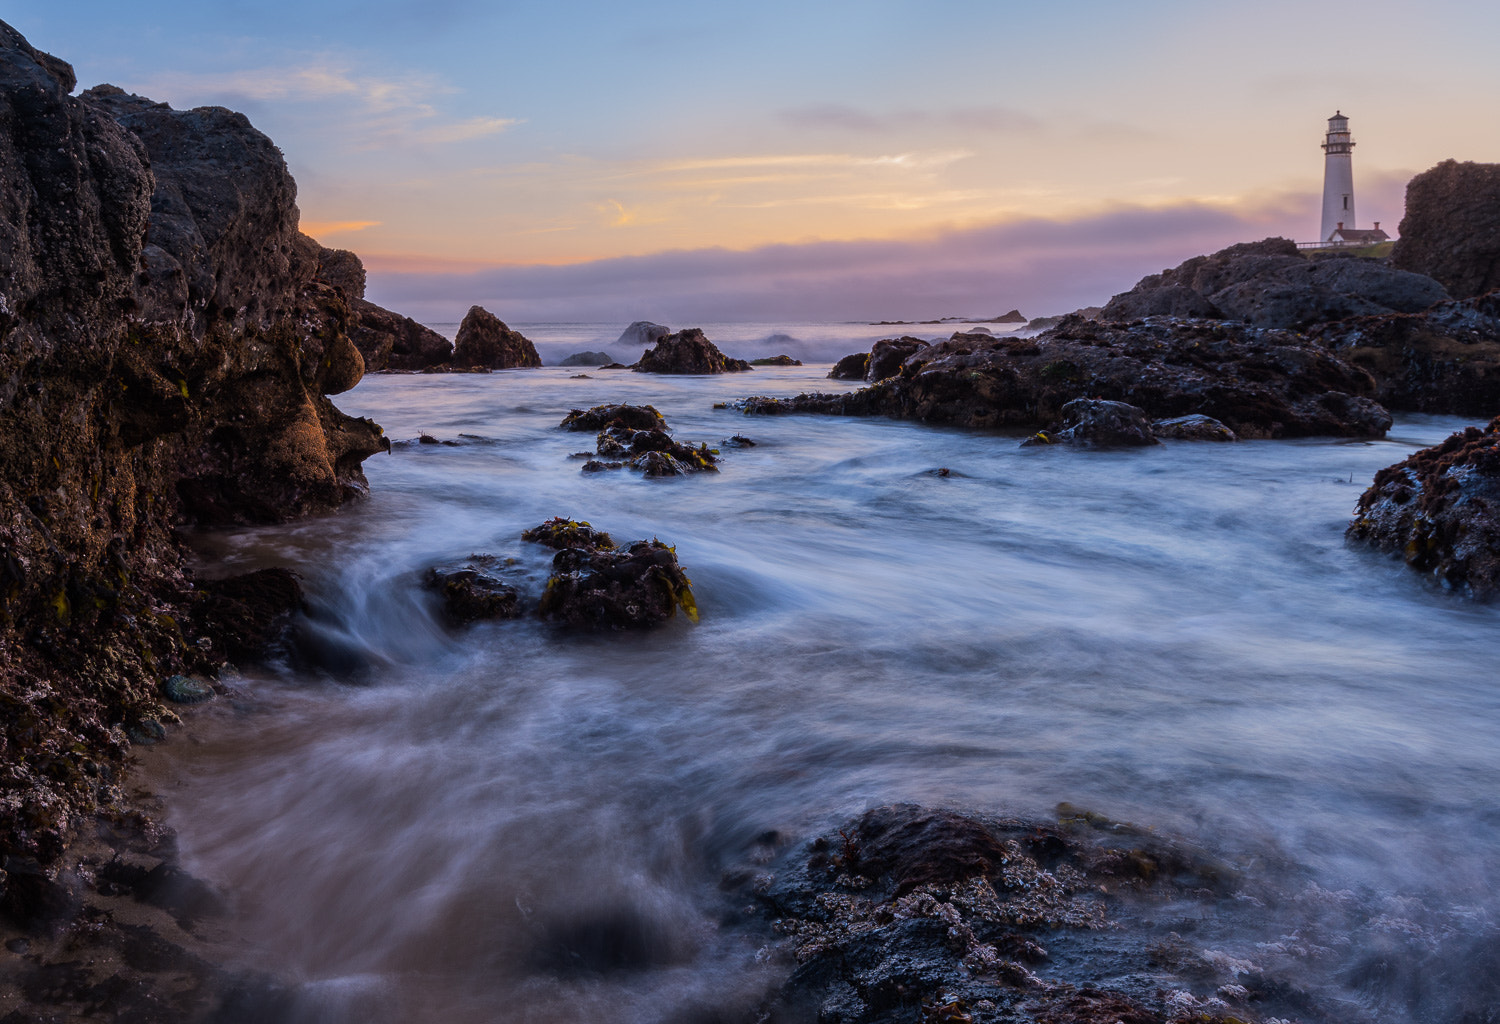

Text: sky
xmin=10 ymin=1 xmax=1500 ymax=323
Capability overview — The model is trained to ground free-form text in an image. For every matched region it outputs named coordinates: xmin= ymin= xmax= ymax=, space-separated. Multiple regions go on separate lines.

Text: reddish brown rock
xmin=1391 ymin=160 xmax=1500 ymax=299
xmin=451 ymin=305 xmax=541 ymax=369
xmin=633 ymin=328 xmax=751 ymax=374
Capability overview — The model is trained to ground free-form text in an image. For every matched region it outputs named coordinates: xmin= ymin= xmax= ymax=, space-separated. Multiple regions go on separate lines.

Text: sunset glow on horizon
xmin=16 ymin=0 xmax=1500 ymax=321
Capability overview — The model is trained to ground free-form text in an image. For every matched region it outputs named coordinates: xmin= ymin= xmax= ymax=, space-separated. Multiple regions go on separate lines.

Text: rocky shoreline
xmin=4 ymin=15 xmax=1500 ymax=1023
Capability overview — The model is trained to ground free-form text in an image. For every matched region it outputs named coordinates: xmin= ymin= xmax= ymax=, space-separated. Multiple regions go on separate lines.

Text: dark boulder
xmin=749 ymin=354 xmax=803 ymax=366
xmin=1151 ymin=414 xmax=1238 ymax=442
xmin=828 ymin=352 xmax=870 ymax=380
xmin=594 ymin=426 xmax=718 ymax=473
xmin=536 ymin=536 xmax=698 ymax=629
xmin=559 ymin=350 xmax=616 ymax=367
xmin=1022 ymin=398 xmax=1159 ymax=447
xmin=1391 ymin=160 xmax=1500 ymax=299
xmin=866 ymin=337 xmax=930 ymax=382
xmin=425 ymin=558 xmax=522 ymax=623
xmin=1308 ymin=291 xmax=1500 ymax=416
xmin=1102 ymin=236 xmax=1448 ymax=329
xmin=315 ymin=247 xmax=366 ymax=300
xmin=739 ymin=316 xmax=1392 ymax=440
xmin=1348 ymin=416 xmax=1500 ymax=598
xmin=350 ymin=297 xmax=453 ymax=371
xmin=560 ymin=404 xmax=668 ymax=433
xmin=451 ymin=305 xmax=541 ymax=369
xmin=633 ymin=328 xmax=751 ymax=374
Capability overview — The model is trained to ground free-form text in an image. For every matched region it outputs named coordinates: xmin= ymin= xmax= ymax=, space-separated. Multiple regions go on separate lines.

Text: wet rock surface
xmin=1150 ymin=414 xmax=1238 ymax=442
xmin=828 ymin=352 xmax=871 ymax=380
xmin=1021 ymin=399 xmax=1159 ymax=448
xmin=1390 ymin=160 xmax=1500 ymax=299
xmin=1308 ymin=291 xmax=1500 ymax=416
xmin=530 ymin=523 xmax=698 ymax=630
xmin=1102 ymin=237 xmax=1448 ymax=329
xmin=0 ymin=19 xmax=384 ymax=913
xmin=741 ymin=315 xmax=1392 ymax=440
xmin=451 ymin=305 xmax=542 ymax=370
xmin=561 ymin=404 xmax=668 ymax=433
xmin=733 ymin=805 xmax=1355 ymax=1024
xmin=633 ymin=328 xmax=752 ymax=374
xmin=561 ymin=405 xmax=720 ymax=475
xmin=425 ymin=557 xmax=523 ymax=624
xmin=1348 ymin=415 xmax=1500 ymax=598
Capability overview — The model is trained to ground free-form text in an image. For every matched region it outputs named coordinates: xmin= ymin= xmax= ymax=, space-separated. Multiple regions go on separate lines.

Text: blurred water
xmin=168 ymin=363 xmax=1500 ymax=1022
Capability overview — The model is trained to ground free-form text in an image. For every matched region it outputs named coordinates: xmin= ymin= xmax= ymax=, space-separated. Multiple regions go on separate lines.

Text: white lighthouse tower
xmin=1320 ymin=111 xmax=1356 ymax=242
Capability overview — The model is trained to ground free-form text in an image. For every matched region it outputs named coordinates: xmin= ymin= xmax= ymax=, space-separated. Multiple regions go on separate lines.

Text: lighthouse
xmin=1317 ymin=112 xmax=1389 ymax=246
xmin=1320 ymin=111 xmax=1356 ymax=241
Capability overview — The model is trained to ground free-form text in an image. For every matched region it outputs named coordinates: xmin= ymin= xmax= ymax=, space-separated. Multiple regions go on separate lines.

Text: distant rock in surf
xmin=615 ymin=320 xmax=671 ymax=349
xmin=559 ymin=350 xmax=617 ymax=366
xmin=632 ymin=328 xmax=752 ymax=374
xmin=452 ymin=305 xmax=542 ymax=369
xmin=750 ymin=354 xmax=802 ymax=366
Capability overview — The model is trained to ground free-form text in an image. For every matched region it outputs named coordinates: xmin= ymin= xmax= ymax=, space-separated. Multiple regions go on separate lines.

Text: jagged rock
xmin=1308 ymin=292 xmax=1500 ymax=416
xmin=1102 ymin=237 xmax=1448 ymax=329
xmin=538 ymin=538 xmax=698 ymax=630
xmin=560 ymin=404 xmax=668 ymax=433
xmin=559 ymin=350 xmax=616 ymax=367
xmin=1391 ymin=160 xmax=1500 ymax=299
xmin=1151 ymin=414 xmax=1238 ymax=442
xmin=350 ymin=297 xmax=453 ymax=371
xmin=615 ymin=320 xmax=671 ymax=350
xmin=992 ymin=309 xmax=1026 ymax=323
xmin=739 ymin=316 xmax=1391 ymax=440
xmin=1022 ymin=398 xmax=1159 ymax=447
xmin=750 ymin=354 xmax=802 ymax=366
xmin=1348 ymin=416 xmax=1500 ymax=598
xmin=867 ymin=337 xmax=930 ymax=382
xmin=425 ymin=558 xmax=522 ymax=623
xmin=828 ymin=352 xmax=870 ymax=380
xmin=451 ymin=305 xmax=541 ymax=369
xmin=0 ymin=21 xmax=385 ymax=865
xmin=633 ymin=328 xmax=752 ymax=374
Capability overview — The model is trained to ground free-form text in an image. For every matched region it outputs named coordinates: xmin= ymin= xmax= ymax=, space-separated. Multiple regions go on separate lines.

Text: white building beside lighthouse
xmin=1318 ymin=111 xmax=1389 ymax=246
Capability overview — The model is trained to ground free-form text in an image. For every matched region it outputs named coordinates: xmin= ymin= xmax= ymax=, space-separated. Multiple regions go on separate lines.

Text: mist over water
xmin=169 ymin=362 xmax=1500 ymax=1022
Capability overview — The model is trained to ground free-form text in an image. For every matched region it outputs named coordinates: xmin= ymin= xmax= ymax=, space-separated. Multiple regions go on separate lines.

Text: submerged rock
xmin=452 ymin=305 xmax=542 ymax=369
xmin=425 ymin=558 xmax=523 ymax=624
xmin=594 ymin=426 xmax=719 ymax=473
xmin=1102 ymin=236 xmax=1448 ymax=329
xmin=1151 ymin=413 xmax=1238 ymax=442
xmin=1022 ymin=398 xmax=1159 ymax=447
xmin=1391 ymin=160 xmax=1500 ymax=299
xmin=560 ymin=404 xmax=668 ymax=433
xmin=736 ymin=803 xmax=1320 ymax=1024
xmin=535 ymin=530 xmax=698 ymax=629
xmin=1348 ymin=416 xmax=1500 ymax=598
xmin=633 ymin=328 xmax=752 ymax=374
xmin=559 ymin=350 xmax=617 ymax=367
xmin=189 ymin=568 xmax=306 ymax=666
xmin=740 ymin=316 xmax=1392 ymax=440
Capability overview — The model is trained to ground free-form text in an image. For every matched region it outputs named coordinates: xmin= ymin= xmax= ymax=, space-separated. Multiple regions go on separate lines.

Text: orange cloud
xmin=302 ymin=219 xmax=383 ymax=237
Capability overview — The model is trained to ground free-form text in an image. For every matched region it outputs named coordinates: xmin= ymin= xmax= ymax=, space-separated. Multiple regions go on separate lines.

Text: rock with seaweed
xmin=560 ymin=404 xmax=668 ymax=433
xmin=738 ymin=315 xmax=1392 ymax=440
xmin=0 ymin=20 xmax=385 ymax=900
xmin=1102 ymin=236 xmax=1448 ymax=329
xmin=528 ymin=522 xmax=698 ymax=629
xmin=1348 ymin=415 xmax=1500 ymax=598
xmin=1307 ymin=291 xmax=1500 ymax=417
xmin=633 ymin=328 xmax=752 ymax=374
xmin=733 ymin=803 xmax=1328 ymax=1024
xmin=1020 ymin=398 xmax=1159 ymax=448
xmin=828 ymin=352 xmax=871 ymax=380
xmin=425 ymin=557 xmax=523 ymax=624
xmin=560 ymin=405 xmax=719 ymax=475
xmin=1390 ymin=159 xmax=1500 ymax=299
xmin=750 ymin=354 xmax=803 ymax=366
xmin=451 ymin=304 xmax=542 ymax=370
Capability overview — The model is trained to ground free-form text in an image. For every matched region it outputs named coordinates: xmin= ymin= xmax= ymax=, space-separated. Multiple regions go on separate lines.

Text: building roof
xmin=1329 ymin=226 xmax=1390 ymax=243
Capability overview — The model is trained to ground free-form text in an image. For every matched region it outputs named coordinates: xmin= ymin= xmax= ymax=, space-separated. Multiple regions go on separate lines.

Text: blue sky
xmin=10 ymin=1 xmax=1498 ymax=321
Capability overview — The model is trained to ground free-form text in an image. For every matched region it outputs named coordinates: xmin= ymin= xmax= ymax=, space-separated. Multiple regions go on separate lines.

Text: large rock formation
xmin=0 ymin=22 xmax=386 ymax=876
xmin=1349 ymin=416 xmax=1500 ymax=598
xmin=633 ymin=328 xmax=751 ymax=374
xmin=1309 ymin=291 xmax=1500 ymax=416
xmin=350 ymin=298 xmax=453 ymax=371
xmin=1391 ymin=160 xmax=1500 ymax=299
xmin=451 ymin=304 xmax=541 ymax=369
xmin=1102 ymin=237 xmax=1448 ymax=329
xmin=742 ymin=317 xmax=1391 ymax=440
